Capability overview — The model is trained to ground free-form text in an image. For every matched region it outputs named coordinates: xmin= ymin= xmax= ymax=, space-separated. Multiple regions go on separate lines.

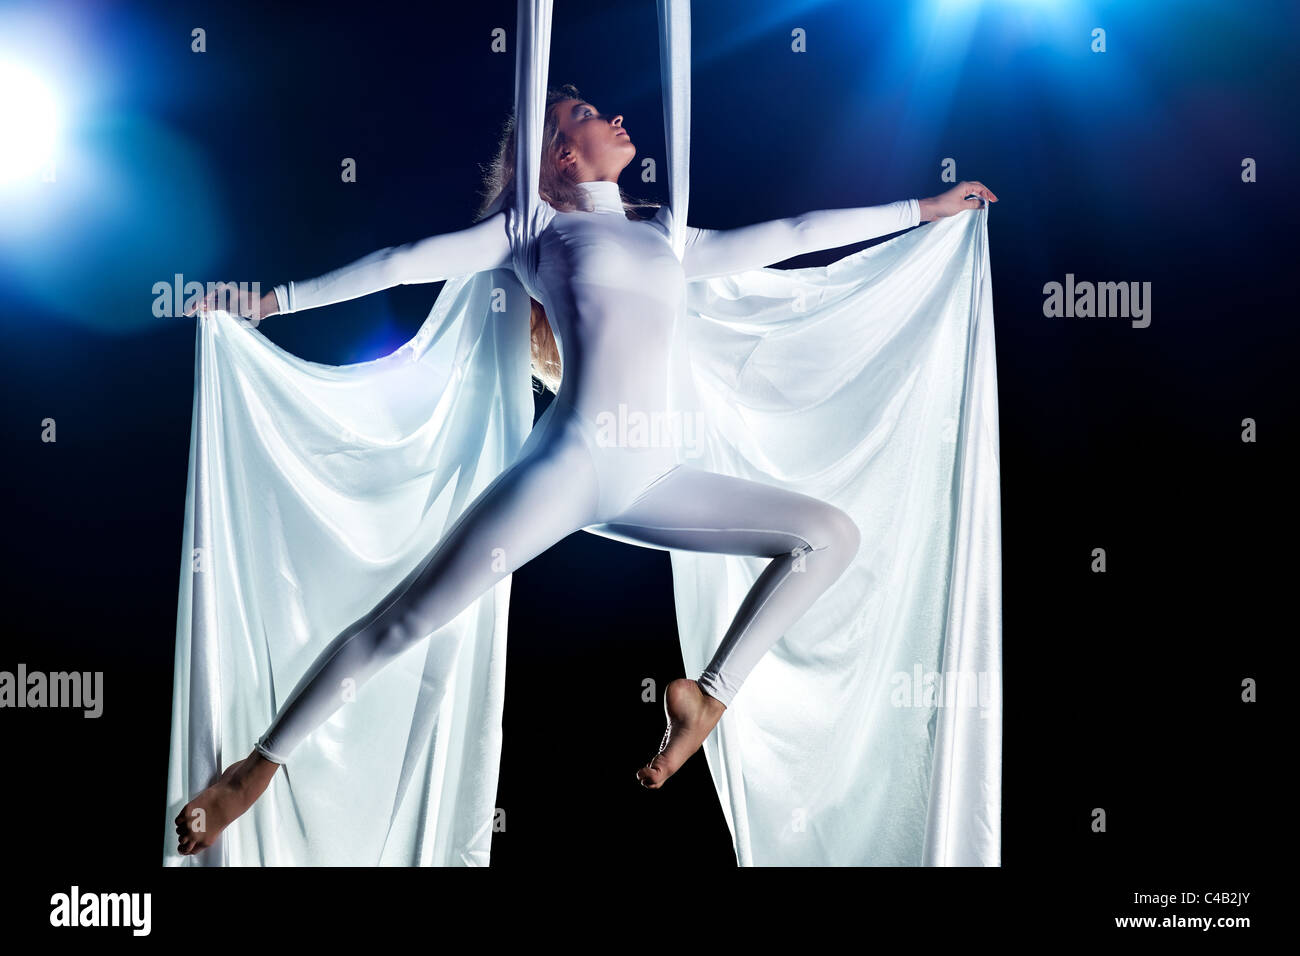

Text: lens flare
xmin=0 ymin=61 xmax=59 ymax=183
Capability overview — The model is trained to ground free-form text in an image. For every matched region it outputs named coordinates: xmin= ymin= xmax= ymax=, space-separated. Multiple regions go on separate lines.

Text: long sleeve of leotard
xmin=680 ymin=198 xmax=921 ymax=281
xmin=271 ymin=210 xmax=514 ymax=314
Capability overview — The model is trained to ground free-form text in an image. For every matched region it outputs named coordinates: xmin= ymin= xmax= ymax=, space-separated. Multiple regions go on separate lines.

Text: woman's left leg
xmin=587 ymin=463 xmax=862 ymax=787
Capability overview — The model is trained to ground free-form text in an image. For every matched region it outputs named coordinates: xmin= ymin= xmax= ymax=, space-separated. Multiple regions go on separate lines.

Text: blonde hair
xmin=474 ymin=83 xmax=659 ymax=394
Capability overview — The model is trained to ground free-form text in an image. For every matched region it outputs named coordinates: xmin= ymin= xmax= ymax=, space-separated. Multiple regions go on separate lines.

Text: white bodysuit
xmin=254 ymin=181 xmax=920 ymax=763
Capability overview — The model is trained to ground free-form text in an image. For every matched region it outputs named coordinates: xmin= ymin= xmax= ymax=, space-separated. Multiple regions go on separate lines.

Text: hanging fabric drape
xmin=164 ymin=0 xmax=1000 ymax=867
xmin=668 ymin=205 xmax=1002 ymax=867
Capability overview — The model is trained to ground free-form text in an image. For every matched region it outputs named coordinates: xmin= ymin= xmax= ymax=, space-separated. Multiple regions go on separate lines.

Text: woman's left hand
xmin=918 ymin=181 xmax=998 ymax=222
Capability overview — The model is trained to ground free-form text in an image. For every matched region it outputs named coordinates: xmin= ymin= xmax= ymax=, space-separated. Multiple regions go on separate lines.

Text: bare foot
xmin=637 ymin=678 xmax=726 ymax=789
xmin=174 ymin=749 xmax=280 ymax=856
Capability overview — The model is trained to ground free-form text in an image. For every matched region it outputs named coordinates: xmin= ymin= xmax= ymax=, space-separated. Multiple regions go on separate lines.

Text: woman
xmin=175 ymin=81 xmax=996 ymax=857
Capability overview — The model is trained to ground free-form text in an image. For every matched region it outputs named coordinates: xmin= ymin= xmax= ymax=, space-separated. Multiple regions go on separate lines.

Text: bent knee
xmin=798 ymin=502 xmax=861 ymax=561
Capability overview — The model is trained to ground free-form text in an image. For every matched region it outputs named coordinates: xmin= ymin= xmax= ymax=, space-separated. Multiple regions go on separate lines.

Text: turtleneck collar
xmin=576 ymin=179 xmax=624 ymax=214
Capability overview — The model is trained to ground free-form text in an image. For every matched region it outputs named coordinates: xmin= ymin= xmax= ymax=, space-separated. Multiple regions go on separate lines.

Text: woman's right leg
xmin=177 ymin=415 xmax=600 ymax=855
xmin=254 ymin=423 xmax=600 ymax=764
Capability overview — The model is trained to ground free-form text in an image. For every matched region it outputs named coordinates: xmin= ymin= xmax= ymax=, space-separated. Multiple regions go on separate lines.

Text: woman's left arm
xmin=680 ymin=180 xmax=998 ymax=281
xmin=681 ymin=200 xmax=918 ymax=281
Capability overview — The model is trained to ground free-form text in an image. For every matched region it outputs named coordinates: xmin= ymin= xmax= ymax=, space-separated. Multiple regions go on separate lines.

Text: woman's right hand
xmin=184 ymin=283 xmax=280 ymax=322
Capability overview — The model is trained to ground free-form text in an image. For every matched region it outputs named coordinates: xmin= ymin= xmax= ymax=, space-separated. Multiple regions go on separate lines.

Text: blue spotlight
xmin=0 ymin=61 xmax=59 ymax=183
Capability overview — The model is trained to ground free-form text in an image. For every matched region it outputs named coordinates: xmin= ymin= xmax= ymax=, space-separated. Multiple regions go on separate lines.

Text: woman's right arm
xmin=271 ymin=210 xmax=513 ymax=315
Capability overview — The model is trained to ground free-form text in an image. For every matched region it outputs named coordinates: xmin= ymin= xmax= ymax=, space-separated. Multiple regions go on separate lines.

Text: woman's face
xmin=551 ymin=98 xmax=635 ymax=182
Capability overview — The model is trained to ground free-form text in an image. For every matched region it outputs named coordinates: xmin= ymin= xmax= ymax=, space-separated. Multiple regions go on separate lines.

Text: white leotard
xmin=254 ymin=184 xmax=919 ymax=762
xmin=273 ymin=183 xmax=917 ymax=514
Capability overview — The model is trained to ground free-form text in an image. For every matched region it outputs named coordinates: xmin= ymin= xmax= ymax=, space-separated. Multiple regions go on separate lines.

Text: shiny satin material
xmin=166 ymin=267 xmax=534 ymax=866
xmin=164 ymin=0 xmax=1000 ymax=866
xmin=670 ymin=204 xmax=1001 ymax=866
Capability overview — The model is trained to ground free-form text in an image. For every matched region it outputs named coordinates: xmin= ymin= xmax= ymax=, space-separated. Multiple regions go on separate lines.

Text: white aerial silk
xmin=164 ymin=0 xmax=1001 ymax=866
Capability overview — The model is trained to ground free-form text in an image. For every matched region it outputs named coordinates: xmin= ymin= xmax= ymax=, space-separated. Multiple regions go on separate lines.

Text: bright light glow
xmin=0 ymin=61 xmax=59 ymax=183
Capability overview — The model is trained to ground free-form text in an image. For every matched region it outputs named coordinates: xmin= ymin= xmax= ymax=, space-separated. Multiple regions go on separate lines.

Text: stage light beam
xmin=0 ymin=61 xmax=59 ymax=183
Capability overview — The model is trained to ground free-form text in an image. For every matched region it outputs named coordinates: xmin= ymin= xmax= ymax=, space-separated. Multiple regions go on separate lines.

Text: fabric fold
xmin=668 ymin=203 xmax=1001 ymax=866
xmin=165 ymin=268 xmax=534 ymax=865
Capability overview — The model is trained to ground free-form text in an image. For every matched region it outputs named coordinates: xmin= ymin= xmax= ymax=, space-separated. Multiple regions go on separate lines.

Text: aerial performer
xmin=167 ymin=0 xmax=1003 ymax=866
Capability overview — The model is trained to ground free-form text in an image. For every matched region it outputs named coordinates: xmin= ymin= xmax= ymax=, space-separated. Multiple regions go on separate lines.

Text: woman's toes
xmin=637 ymin=757 xmax=668 ymax=788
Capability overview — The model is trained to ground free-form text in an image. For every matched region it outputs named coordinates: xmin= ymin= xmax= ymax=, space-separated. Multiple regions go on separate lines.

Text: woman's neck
xmin=576 ymin=179 xmax=624 ymax=214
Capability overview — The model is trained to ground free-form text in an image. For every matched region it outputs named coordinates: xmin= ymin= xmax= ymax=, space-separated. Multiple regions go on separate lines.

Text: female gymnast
xmin=175 ymin=83 xmax=997 ymax=856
